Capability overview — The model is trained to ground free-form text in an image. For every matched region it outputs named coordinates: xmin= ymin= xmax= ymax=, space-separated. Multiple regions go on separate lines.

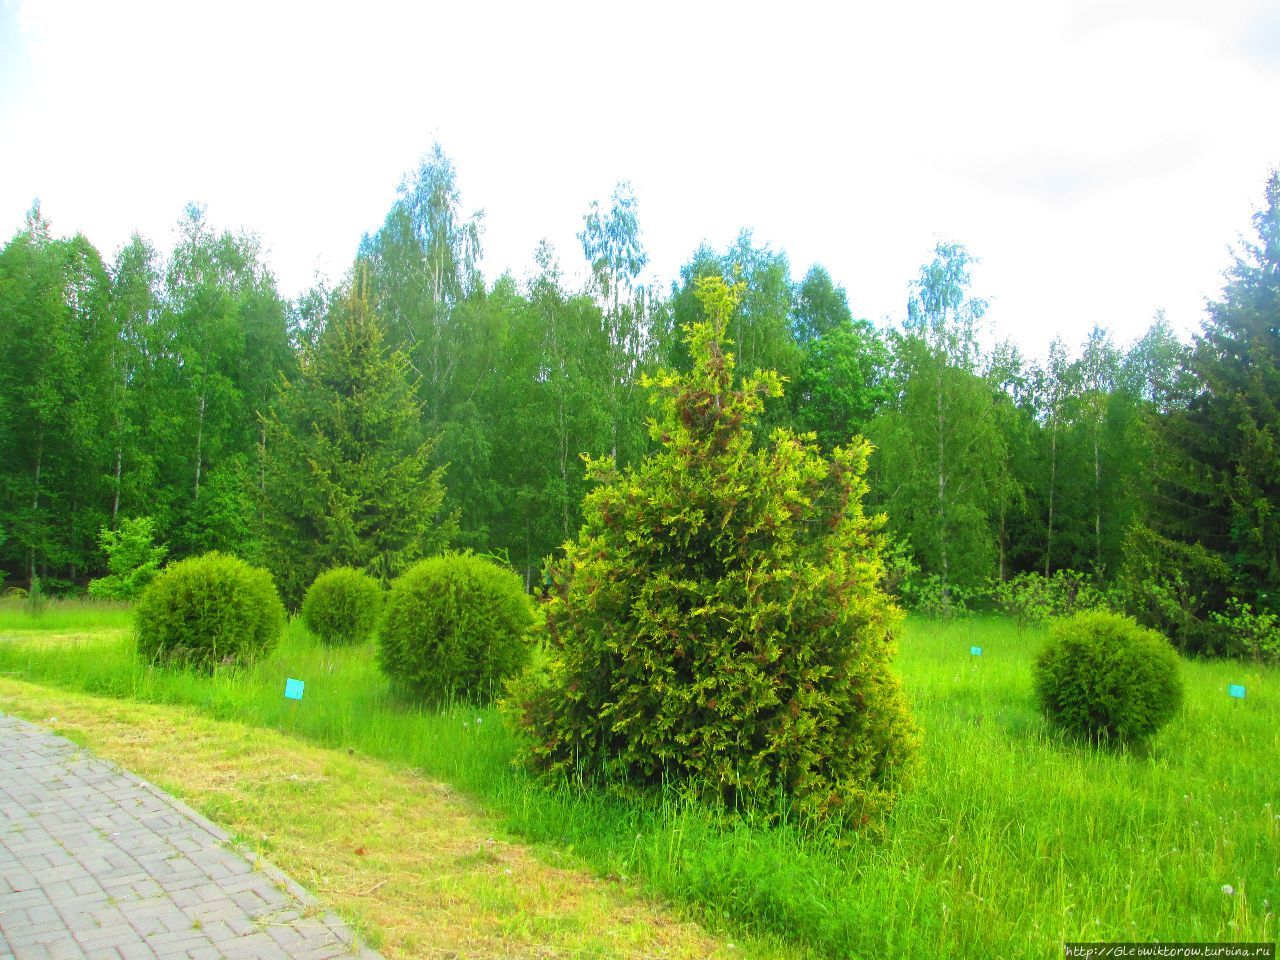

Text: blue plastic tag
xmin=1228 ymin=684 xmax=1245 ymax=699
xmin=285 ymin=678 xmax=305 ymax=700
xmin=970 ymin=646 xmax=982 ymax=656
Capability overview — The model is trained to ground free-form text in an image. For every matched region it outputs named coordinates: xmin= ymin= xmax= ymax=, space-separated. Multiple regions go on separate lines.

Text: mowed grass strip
xmin=0 ymin=597 xmax=133 ymax=633
xmin=0 ymin=627 xmax=131 ymax=648
xmin=0 ymin=678 xmax=790 ymax=960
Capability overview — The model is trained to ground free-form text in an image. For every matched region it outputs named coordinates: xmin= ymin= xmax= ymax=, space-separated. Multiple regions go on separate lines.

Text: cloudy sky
xmin=1 ymin=0 xmax=1278 ymax=356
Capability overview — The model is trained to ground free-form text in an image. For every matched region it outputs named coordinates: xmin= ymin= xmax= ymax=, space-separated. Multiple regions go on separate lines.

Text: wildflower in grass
xmin=1222 ymin=884 xmax=1235 ymax=895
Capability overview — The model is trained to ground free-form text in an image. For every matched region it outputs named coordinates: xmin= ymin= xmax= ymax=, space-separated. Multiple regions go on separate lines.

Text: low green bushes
xmin=1033 ymin=610 xmax=1183 ymax=746
xmin=989 ymin=570 xmax=1108 ymax=628
xmin=135 ymin=552 xmax=285 ymax=670
xmin=378 ymin=553 xmax=535 ymax=704
xmin=301 ymin=567 xmax=383 ymax=646
xmin=1210 ymin=599 xmax=1280 ymax=665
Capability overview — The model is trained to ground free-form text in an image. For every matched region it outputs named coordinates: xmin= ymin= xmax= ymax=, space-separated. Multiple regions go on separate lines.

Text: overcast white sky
xmin=2 ymin=0 xmax=1278 ymax=357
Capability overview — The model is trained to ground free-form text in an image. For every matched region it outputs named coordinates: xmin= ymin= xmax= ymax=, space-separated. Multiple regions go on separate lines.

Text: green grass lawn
xmin=0 ymin=604 xmax=1275 ymax=959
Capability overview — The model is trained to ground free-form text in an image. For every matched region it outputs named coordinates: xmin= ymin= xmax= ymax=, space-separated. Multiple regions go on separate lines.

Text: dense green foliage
xmin=2 ymin=147 xmax=1278 ymax=668
xmin=135 ymin=551 xmax=285 ymax=670
xmin=87 ymin=516 xmax=167 ymax=601
xmin=989 ymin=569 xmax=1108 ymax=628
xmin=262 ymin=271 xmax=453 ymax=608
xmin=871 ymin=244 xmax=1006 ymax=593
xmin=0 ymin=204 xmax=290 ymax=586
xmin=300 ymin=567 xmax=384 ymax=647
xmin=1156 ymin=172 xmax=1280 ymax=612
xmin=1033 ymin=610 xmax=1184 ymax=745
xmin=509 ymin=277 xmax=919 ymax=824
xmin=378 ymin=553 xmax=535 ymax=704
xmin=1210 ymin=598 xmax=1280 ymax=665
xmin=1111 ymin=523 xmax=1234 ymax=656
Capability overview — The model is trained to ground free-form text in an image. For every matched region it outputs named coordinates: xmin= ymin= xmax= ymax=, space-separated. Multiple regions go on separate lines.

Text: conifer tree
xmin=262 ymin=268 xmax=453 ymax=607
xmin=1159 ymin=172 xmax=1280 ymax=606
xmin=510 ymin=276 xmax=918 ymax=824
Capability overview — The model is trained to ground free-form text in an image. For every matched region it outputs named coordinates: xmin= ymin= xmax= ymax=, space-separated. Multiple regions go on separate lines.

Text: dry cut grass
xmin=0 ymin=678 xmax=790 ymax=960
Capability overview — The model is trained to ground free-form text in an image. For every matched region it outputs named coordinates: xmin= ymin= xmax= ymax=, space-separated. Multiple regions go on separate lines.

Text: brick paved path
xmin=0 ymin=713 xmax=381 ymax=959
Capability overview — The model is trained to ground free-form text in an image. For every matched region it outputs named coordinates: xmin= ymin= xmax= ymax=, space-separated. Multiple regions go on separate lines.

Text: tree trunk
xmin=194 ymin=392 xmax=206 ymax=501
xmin=112 ymin=447 xmax=123 ymax=524
xmin=998 ymin=507 xmax=1007 ymax=582
xmin=1045 ymin=417 xmax=1057 ymax=577
xmin=257 ymin=421 xmax=267 ymax=522
xmin=28 ymin=429 xmax=43 ymax=585
xmin=936 ymin=366 xmax=949 ymax=595
xmin=559 ymin=395 xmax=570 ymax=541
xmin=1093 ymin=430 xmax=1102 ymax=572
xmin=68 ymin=493 xmax=78 ymax=581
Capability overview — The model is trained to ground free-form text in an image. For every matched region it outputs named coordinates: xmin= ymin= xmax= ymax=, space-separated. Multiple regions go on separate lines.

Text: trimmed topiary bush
xmin=378 ymin=553 xmax=535 ymax=704
xmin=1033 ymin=609 xmax=1183 ymax=745
xmin=136 ymin=552 xmax=285 ymax=670
xmin=301 ymin=567 xmax=383 ymax=646
xmin=505 ymin=276 xmax=919 ymax=826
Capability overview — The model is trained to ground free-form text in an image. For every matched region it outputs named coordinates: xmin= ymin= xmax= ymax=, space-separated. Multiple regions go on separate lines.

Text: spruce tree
xmin=509 ymin=276 xmax=918 ymax=825
xmin=262 ymin=269 xmax=453 ymax=607
xmin=1159 ymin=172 xmax=1280 ymax=606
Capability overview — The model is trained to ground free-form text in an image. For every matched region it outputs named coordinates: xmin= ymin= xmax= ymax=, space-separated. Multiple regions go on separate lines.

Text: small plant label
xmin=1228 ymin=684 xmax=1246 ymax=699
xmin=285 ymin=678 xmax=305 ymax=701
xmin=970 ymin=646 xmax=982 ymax=656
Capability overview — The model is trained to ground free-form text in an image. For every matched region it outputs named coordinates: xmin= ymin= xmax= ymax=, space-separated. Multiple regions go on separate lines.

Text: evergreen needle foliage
xmin=135 ymin=551 xmax=285 ymax=670
xmin=1033 ymin=609 xmax=1184 ymax=745
xmin=378 ymin=552 xmax=536 ymax=705
xmin=300 ymin=566 xmax=384 ymax=646
xmin=509 ymin=276 xmax=919 ymax=825
xmin=261 ymin=269 xmax=455 ymax=608
xmin=87 ymin=516 xmax=167 ymax=601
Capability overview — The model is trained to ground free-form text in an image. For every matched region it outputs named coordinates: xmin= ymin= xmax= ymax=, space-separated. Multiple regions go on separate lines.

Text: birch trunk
xmin=112 ymin=447 xmax=122 ymax=523
xmin=1093 ymin=430 xmax=1102 ymax=571
xmin=28 ymin=429 xmax=43 ymax=585
xmin=194 ymin=392 xmax=206 ymax=501
xmin=1045 ymin=418 xmax=1057 ymax=577
xmin=936 ymin=365 xmax=949 ymax=595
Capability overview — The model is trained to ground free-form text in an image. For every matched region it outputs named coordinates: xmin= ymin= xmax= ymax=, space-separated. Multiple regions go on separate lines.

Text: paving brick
xmin=0 ymin=713 xmax=382 ymax=960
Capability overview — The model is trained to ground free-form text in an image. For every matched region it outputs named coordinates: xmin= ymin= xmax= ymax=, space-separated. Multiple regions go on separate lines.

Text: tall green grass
xmin=0 ymin=597 xmax=134 ymax=632
xmin=0 ymin=613 xmax=1274 ymax=959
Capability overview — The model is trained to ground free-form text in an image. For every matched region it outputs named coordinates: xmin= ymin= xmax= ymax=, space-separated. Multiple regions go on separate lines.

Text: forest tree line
xmin=1 ymin=146 xmax=1277 ymax=653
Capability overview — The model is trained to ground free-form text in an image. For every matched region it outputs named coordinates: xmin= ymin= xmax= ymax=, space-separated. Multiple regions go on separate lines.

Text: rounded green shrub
xmin=378 ymin=553 xmax=535 ymax=703
xmin=135 ymin=552 xmax=285 ymax=670
xmin=1033 ymin=609 xmax=1184 ymax=745
xmin=301 ymin=567 xmax=383 ymax=646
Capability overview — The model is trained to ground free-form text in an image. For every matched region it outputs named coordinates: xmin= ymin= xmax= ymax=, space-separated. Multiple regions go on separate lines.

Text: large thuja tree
xmin=510 ymin=276 xmax=918 ymax=824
